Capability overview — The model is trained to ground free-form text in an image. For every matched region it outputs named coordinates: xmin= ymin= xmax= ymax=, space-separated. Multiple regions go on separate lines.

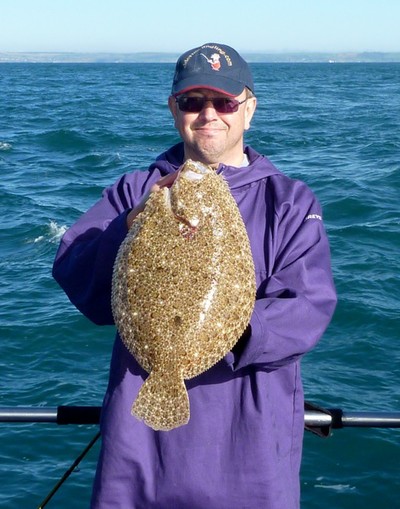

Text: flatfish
xmin=111 ymin=160 xmax=255 ymax=431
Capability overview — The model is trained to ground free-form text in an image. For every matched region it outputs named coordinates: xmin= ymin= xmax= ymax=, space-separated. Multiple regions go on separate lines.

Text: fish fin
xmin=132 ymin=369 xmax=190 ymax=431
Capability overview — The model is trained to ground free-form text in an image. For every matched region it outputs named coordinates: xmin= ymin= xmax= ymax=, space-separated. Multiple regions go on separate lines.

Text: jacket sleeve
xmin=52 ymin=173 xmax=149 ymax=325
xmin=226 ymin=183 xmax=337 ymax=371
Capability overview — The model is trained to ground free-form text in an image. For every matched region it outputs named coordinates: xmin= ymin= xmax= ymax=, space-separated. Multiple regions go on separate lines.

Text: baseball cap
xmin=171 ymin=43 xmax=254 ymax=97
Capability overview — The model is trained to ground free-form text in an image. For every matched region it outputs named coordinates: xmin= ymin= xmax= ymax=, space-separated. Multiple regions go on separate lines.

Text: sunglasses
xmin=175 ymin=95 xmax=248 ymax=114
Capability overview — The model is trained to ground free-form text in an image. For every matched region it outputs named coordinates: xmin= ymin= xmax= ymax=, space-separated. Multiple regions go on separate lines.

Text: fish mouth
xmin=175 ymin=214 xmax=199 ymax=229
xmin=177 ymin=221 xmax=198 ymax=240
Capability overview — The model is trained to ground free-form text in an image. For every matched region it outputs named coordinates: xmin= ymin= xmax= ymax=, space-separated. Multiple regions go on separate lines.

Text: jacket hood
xmin=148 ymin=143 xmax=283 ymax=190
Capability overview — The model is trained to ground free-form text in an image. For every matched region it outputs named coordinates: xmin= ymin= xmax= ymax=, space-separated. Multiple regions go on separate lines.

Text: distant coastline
xmin=1 ymin=51 xmax=400 ymax=64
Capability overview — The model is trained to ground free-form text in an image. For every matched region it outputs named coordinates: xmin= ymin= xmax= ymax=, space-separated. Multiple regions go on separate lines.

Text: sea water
xmin=0 ymin=62 xmax=399 ymax=508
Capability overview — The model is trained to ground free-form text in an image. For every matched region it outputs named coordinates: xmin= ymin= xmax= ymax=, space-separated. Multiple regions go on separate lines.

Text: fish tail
xmin=132 ymin=369 xmax=190 ymax=431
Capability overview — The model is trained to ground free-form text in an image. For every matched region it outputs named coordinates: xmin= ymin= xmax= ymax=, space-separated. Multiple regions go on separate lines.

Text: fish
xmin=111 ymin=160 xmax=256 ymax=431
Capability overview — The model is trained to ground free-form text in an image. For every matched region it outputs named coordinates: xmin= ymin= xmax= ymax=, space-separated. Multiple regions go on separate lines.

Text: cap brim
xmin=172 ymin=77 xmax=245 ymax=97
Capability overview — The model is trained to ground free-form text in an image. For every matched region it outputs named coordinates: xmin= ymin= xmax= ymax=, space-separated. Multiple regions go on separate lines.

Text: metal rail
xmin=304 ymin=409 xmax=400 ymax=428
xmin=1 ymin=405 xmax=400 ymax=429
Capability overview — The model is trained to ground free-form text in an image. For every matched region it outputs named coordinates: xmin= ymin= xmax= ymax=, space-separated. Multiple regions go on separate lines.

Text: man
xmin=53 ymin=42 xmax=337 ymax=508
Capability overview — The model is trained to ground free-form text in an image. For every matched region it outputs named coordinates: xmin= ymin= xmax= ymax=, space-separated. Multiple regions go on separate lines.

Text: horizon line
xmin=1 ymin=50 xmax=400 ymax=64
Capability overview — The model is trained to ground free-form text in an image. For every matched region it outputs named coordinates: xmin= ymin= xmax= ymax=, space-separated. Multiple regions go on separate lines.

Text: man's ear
xmin=244 ymin=97 xmax=257 ymax=131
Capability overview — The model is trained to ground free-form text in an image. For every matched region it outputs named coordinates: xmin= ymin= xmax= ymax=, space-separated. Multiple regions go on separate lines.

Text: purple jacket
xmin=53 ymin=143 xmax=337 ymax=509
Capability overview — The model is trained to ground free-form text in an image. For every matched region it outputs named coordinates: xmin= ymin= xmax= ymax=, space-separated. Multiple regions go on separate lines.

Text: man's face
xmin=169 ymin=88 xmax=256 ymax=167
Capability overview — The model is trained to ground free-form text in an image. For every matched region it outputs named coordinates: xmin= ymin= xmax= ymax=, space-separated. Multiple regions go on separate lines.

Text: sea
xmin=0 ymin=62 xmax=399 ymax=508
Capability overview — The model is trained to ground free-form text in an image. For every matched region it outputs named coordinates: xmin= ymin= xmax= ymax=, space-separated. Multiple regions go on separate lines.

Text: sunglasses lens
xmin=214 ymin=98 xmax=239 ymax=113
xmin=177 ymin=96 xmax=240 ymax=114
xmin=177 ymin=97 xmax=204 ymax=112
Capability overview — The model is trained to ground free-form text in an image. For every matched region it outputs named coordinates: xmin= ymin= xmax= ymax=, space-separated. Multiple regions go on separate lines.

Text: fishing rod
xmin=37 ymin=430 xmax=101 ymax=509
xmin=1 ymin=404 xmax=400 ymax=431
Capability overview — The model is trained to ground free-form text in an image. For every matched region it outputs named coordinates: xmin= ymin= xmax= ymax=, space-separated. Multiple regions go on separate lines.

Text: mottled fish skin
xmin=111 ymin=160 xmax=256 ymax=431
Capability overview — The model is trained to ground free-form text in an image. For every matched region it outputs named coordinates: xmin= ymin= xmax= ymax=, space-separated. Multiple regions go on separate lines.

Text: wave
xmin=314 ymin=482 xmax=357 ymax=493
xmin=0 ymin=141 xmax=12 ymax=151
xmin=33 ymin=220 xmax=67 ymax=244
xmin=36 ymin=128 xmax=93 ymax=152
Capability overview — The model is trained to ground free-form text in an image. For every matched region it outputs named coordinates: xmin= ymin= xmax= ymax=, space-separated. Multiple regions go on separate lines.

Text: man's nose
xmin=199 ymin=100 xmax=219 ymax=117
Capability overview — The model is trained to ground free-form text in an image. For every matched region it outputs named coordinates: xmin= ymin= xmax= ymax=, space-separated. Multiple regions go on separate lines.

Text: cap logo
xmin=182 ymin=44 xmax=233 ymax=70
xmin=201 ymin=52 xmax=221 ymax=71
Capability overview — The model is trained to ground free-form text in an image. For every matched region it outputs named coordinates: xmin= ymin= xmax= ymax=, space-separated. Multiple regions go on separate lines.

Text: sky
xmin=0 ymin=0 xmax=399 ymax=54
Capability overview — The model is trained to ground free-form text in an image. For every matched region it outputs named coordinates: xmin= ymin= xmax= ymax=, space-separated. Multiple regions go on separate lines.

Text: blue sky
xmin=1 ymin=0 xmax=399 ymax=53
